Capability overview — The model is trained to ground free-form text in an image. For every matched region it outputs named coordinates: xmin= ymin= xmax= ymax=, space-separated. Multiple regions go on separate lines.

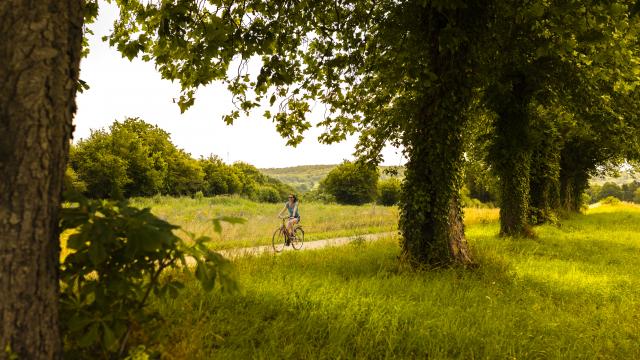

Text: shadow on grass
xmin=144 ymin=209 xmax=640 ymax=359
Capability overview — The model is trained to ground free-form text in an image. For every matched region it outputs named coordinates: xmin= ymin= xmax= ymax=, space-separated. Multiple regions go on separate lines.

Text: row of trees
xmin=68 ymin=118 xmax=293 ymax=202
xmin=5 ymin=1 xmax=640 ymax=357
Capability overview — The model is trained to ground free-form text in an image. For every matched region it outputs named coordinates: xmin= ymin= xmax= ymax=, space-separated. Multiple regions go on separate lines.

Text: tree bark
xmin=488 ymin=72 xmax=534 ymax=237
xmin=0 ymin=1 xmax=83 ymax=359
xmin=399 ymin=8 xmax=474 ymax=267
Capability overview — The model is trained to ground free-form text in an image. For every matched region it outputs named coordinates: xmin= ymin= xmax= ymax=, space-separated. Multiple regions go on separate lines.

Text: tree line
xmin=67 ymin=117 xmax=293 ymax=202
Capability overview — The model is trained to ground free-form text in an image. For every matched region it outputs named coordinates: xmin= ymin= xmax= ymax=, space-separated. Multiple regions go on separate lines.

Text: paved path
xmin=218 ymin=231 xmax=397 ymax=259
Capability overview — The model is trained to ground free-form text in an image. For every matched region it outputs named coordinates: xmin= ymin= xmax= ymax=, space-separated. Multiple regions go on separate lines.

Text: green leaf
xmin=102 ymin=323 xmax=118 ymax=351
xmin=88 ymin=236 xmax=107 ymax=266
xmin=78 ymin=323 xmax=100 ymax=348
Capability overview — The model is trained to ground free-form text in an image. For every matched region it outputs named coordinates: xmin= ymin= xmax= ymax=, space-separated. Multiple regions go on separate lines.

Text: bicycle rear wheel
xmin=291 ymin=226 xmax=304 ymax=250
xmin=272 ymin=227 xmax=286 ymax=253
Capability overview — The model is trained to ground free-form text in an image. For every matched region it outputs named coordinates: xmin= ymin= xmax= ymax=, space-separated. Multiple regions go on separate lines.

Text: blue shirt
xmin=286 ymin=201 xmax=300 ymax=218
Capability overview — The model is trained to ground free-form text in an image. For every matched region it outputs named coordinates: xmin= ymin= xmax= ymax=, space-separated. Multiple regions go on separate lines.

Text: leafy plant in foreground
xmin=59 ymin=194 xmax=243 ymax=359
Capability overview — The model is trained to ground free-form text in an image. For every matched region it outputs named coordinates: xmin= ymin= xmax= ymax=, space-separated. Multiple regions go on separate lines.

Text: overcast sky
xmin=74 ymin=1 xmax=405 ymax=169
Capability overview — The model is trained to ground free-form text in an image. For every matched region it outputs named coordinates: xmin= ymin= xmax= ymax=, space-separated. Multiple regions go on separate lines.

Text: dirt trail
xmin=218 ymin=231 xmax=397 ymax=259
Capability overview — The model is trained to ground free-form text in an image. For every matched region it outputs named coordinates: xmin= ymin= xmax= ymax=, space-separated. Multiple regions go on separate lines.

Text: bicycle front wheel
xmin=272 ymin=227 xmax=286 ymax=253
xmin=291 ymin=226 xmax=304 ymax=250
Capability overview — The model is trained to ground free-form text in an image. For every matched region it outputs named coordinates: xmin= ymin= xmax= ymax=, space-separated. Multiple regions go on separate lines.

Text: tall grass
xmin=142 ymin=202 xmax=639 ymax=359
xmin=130 ymin=196 xmax=399 ymax=249
xmin=129 ymin=195 xmax=498 ymax=250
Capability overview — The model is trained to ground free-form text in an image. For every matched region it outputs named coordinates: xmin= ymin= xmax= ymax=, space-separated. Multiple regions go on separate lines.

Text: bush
xmin=255 ymin=185 xmax=281 ymax=203
xmin=319 ymin=161 xmax=379 ymax=205
xmin=597 ymin=182 xmax=623 ymax=202
xmin=377 ymin=178 xmax=401 ymax=206
xmin=59 ymin=195 xmax=239 ymax=358
xmin=71 ymin=118 xmax=198 ymax=198
xmin=600 ymin=196 xmax=621 ymax=205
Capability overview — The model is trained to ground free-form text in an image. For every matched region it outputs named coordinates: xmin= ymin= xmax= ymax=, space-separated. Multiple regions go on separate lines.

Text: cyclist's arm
xmin=277 ymin=205 xmax=287 ymax=218
xmin=293 ymin=202 xmax=299 ymax=218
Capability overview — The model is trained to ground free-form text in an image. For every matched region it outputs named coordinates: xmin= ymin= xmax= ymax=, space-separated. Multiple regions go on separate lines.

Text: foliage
xmin=103 ymin=0 xmax=640 ymax=265
xmin=600 ymin=196 xmax=622 ymax=205
xmin=260 ymin=165 xmax=405 ymax=194
xmin=586 ymin=181 xmax=640 ymax=203
xmin=481 ymin=1 xmax=640 ymax=234
xmin=319 ymin=161 xmax=379 ymax=205
xmin=70 ymin=119 xmax=292 ymax=202
xmin=59 ymin=193 xmax=241 ymax=358
xmin=377 ymin=178 xmax=401 ymax=206
xmin=598 ymin=182 xmax=625 ymax=201
xmin=70 ymin=118 xmax=196 ymax=198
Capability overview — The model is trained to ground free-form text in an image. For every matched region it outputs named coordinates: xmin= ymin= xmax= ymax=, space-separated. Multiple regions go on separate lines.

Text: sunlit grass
xmin=142 ymin=202 xmax=640 ymax=359
xmin=130 ymin=196 xmax=399 ymax=249
xmin=128 ymin=196 xmax=497 ymax=250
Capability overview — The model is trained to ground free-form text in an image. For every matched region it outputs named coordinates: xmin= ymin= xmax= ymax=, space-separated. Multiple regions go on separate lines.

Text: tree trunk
xmin=398 ymin=9 xmax=474 ymax=267
xmin=0 ymin=1 xmax=83 ymax=359
xmin=488 ymin=72 xmax=534 ymax=237
xmin=528 ymin=129 xmax=561 ymax=224
xmin=559 ymin=172 xmax=588 ymax=213
xmin=498 ymin=153 xmax=532 ymax=235
xmin=400 ymin=129 xmax=474 ymax=267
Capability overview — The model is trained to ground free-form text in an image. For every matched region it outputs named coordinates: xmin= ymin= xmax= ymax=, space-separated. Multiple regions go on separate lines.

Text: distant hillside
xmin=260 ymin=164 xmax=405 ymax=193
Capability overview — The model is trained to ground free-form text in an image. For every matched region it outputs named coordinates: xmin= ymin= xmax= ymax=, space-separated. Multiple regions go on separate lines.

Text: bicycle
xmin=272 ymin=217 xmax=304 ymax=253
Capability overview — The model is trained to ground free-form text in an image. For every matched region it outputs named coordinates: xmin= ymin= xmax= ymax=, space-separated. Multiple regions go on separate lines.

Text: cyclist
xmin=278 ymin=193 xmax=300 ymax=239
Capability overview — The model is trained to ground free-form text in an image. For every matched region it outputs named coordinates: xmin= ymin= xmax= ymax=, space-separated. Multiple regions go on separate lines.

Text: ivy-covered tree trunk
xmin=400 ymin=136 xmax=474 ymax=267
xmin=559 ymin=170 xmax=589 ymax=213
xmin=528 ymin=122 xmax=561 ymax=224
xmin=0 ymin=1 xmax=83 ymax=358
xmin=399 ymin=9 xmax=474 ymax=267
xmin=488 ymin=72 xmax=534 ymax=237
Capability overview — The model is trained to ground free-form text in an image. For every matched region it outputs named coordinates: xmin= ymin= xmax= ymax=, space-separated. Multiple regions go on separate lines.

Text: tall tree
xmin=484 ymin=1 xmax=640 ymax=235
xmin=0 ymin=1 xmax=83 ymax=358
xmin=108 ymin=0 xmax=502 ymax=266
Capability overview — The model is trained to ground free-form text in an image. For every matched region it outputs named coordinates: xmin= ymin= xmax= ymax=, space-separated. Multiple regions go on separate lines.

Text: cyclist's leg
xmin=289 ymin=217 xmax=299 ymax=236
xmin=287 ymin=217 xmax=298 ymax=235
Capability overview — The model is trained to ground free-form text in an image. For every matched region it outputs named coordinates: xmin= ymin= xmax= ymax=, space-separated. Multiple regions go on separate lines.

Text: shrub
xmin=377 ymin=178 xmax=401 ymax=206
xmin=255 ymin=185 xmax=281 ymax=203
xmin=597 ymin=182 xmax=623 ymax=202
xmin=600 ymin=196 xmax=621 ymax=205
xmin=319 ymin=161 xmax=379 ymax=205
xmin=59 ymin=195 xmax=241 ymax=358
xmin=71 ymin=118 xmax=200 ymax=198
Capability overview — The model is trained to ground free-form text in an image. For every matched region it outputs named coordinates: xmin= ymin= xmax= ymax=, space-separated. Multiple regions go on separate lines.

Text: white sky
xmin=74 ymin=1 xmax=405 ymax=169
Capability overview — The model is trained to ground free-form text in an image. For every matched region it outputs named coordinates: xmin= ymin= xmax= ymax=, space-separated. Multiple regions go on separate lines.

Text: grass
xmin=139 ymin=202 xmax=640 ymax=359
xmin=128 ymin=195 xmax=498 ymax=250
xmin=129 ymin=195 xmax=401 ymax=250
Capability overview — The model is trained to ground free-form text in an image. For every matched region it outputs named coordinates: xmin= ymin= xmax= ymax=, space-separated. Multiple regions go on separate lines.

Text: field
xmin=135 ymin=202 xmax=640 ymax=359
xmin=128 ymin=196 xmax=498 ymax=250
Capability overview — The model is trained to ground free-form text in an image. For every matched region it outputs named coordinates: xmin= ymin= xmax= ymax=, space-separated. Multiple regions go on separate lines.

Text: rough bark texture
xmin=399 ymin=9 xmax=474 ymax=267
xmin=0 ymin=1 xmax=83 ymax=358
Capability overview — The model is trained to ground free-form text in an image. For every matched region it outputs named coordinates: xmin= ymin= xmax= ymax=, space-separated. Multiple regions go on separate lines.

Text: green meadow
xmin=129 ymin=195 xmax=400 ymax=250
xmin=135 ymin=202 xmax=640 ymax=359
xmin=128 ymin=196 xmax=498 ymax=250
